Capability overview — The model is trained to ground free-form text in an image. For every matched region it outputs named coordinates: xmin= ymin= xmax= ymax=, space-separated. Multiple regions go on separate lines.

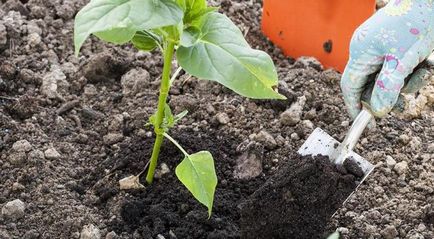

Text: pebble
xmin=394 ymin=161 xmax=409 ymax=175
xmin=385 ymin=155 xmax=396 ymax=168
xmin=280 ymin=96 xmax=306 ymax=126
xmin=105 ymin=231 xmax=117 ymax=239
xmin=12 ymin=182 xmax=25 ymax=191
xmin=255 ymin=130 xmax=277 ymax=149
xmin=103 ymin=133 xmax=124 ymax=145
xmin=381 ymin=225 xmax=398 ymax=239
xmin=290 ymin=132 xmax=300 ymax=140
xmin=44 ymin=147 xmax=61 ymax=160
xmin=341 ymin=121 xmax=350 ymax=127
xmin=1 ymin=199 xmax=25 ymax=220
xmin=12 ymin=139 xmax=32 ymax=152
xmin=233 ymin=151 xmax=262 ymax=179
xmin=398 ymin=134 xmax=411 ymax=145
xmin=215 ymin=112 xmax=230 ymax=125
xmin=41 ymin=67 xmax=66 ymax=99
xmin=154 ymin=163 xmax=171 ymax=179
xmin=80 ymin=224 xmax=101 ymax=239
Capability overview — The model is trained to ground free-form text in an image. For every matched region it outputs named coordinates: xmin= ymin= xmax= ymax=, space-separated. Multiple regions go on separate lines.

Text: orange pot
xmin=262 ymin=0 xmax=376 ymax=72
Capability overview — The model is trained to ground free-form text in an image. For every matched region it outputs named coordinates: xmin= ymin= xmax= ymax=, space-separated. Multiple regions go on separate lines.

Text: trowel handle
xmin=334 ymin=109 xmax=373 ymax=165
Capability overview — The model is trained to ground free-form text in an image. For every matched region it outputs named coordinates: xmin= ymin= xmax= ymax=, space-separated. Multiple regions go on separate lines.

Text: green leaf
xmin=94 ymin=28 xmax=137 ymax=45
xmin=176 ymin=151 xmax=217 ymax=216
xmin=176 ymin=12 xmax=285 ymax=99
xmin=131 ymin=31 xmax=161 ymax=52
xmin=74 ymin=0 xmax=183 ymax=55
xmin=327 ymin=232 xmax=340 ymax=239
xmin=180 ymin=27 xmax=200 ymax=47
xmin=186 ymin=6 xmax=218 ymax=25
xmin=174 ymin=110 xmax=188 ymax=123
xmin=164 ymin=103 xmax=175 ymax=128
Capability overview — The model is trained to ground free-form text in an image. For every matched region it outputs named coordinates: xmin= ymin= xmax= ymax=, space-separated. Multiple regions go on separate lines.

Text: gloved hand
xmin=341 ymin=0 xmax=434 ymax=119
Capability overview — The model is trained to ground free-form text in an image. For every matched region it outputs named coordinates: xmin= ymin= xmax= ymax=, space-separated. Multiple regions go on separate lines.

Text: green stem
xmin=146 ymin=41 xmax=176 ymax=184
xmin=163 ymin=133 xmax=190 ymax=156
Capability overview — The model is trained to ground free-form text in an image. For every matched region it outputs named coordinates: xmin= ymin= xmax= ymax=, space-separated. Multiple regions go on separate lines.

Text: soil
xmin=240 ymin=155 xmax=357 ymax=239
xmin=0 ymin=0 xmax=433 ymax=239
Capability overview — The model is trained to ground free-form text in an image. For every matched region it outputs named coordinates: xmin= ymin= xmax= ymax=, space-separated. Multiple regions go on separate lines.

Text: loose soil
xmin=240 ymin=155 xmax=357 ymax=239
xmin=0 ymin=0 xmax=433 ymax=238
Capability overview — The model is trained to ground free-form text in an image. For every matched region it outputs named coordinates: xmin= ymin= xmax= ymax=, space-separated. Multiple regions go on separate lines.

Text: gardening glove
xmin=341 ymin=0 xmax=434 ymax=119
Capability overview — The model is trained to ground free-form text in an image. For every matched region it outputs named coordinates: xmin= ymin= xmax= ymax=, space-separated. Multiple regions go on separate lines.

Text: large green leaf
xmin=176 ymin=151 xmax=217 ymax=216
xmin=176 ymin=12 xmax=284 ymax=99
xmin=74 ymin=0 xmax=183 ymax=55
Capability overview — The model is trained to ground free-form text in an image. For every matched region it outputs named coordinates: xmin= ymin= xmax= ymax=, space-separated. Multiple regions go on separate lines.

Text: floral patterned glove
xmin=341 ymin=0 xmax=434 ymax=119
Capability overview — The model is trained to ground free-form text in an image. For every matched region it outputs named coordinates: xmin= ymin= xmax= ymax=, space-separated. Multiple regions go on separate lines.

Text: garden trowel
xmin=298 ymin=108 xmax=375 ymax=198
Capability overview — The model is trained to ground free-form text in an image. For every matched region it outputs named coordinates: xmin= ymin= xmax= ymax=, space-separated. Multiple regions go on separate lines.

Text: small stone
xmin=121 ymin=68 xmax=150 ymax=96
xmin=105 ymin=231 xmax=117 ymax=239
xmin=280 ymin=96 xmax=306 ymax=126
xmin=27 ymin=32 xmax=41 ymax=47
xmin=12 ymin=139 xmax=32 ymax=152
xmin=233 ymin=151 xmax=262 ymax=179
xmin=103 ymin=133 xmax=124 ymax=145
xmin=80 ymin=224 xmax=101 ymax=239
xmin=385 ymin=156 xmax=396 ymax=168
xmin=84 ymin=84 xmax=98 ymax=97
xmin=44 ymin=147 xmax=61 ymax=160
xmin=154 ymin=163 xmax=171 ymax=179
xmin=337 ymin=227 xmax=349 ymax=234
xmin=394 ymin=161 xmax=409 ymax=175
xmin=12 ymin=182 xmax=25 ymax=191
xmin=302 ymin=120 xmax=314 ymax=129
xmin=157 ymin=235 xmax=165 ymax=239
xmin=215 ymin=112 xmax=230 ymax=125
xmin=381 ymin=225 xmax=398 ymax=239
xmin=341 ymin=121 xmax=350 ymax=127
xmin=399 ymin=134 xmax=411 ymax=145
xmin=255 ymin=130 xmax=277 ymax=150
xmin=290 ymin=133 xmax=300 ymax=140
xmin=1 ymin=199 xmax=25 ymax=220
xmin=41 ymin=67 xmax=66 ymax=99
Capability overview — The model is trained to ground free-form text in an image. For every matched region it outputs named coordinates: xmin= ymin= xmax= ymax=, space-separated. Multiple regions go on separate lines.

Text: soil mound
xmin=240 ymin=155 xmax=357 ymax=239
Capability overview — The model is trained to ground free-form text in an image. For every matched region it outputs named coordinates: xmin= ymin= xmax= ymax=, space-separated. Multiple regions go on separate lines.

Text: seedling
xmin=74 ymin=0 xmax=284 ymax=216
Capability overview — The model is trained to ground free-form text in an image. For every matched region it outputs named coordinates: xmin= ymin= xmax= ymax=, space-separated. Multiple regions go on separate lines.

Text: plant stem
xmin=146 ymin=41 xmax=176 ymax=184
xmin=163 ymin=133 xmax=190 ymax=156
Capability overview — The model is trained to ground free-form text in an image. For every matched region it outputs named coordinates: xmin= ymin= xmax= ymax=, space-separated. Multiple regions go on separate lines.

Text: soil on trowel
xmin=240 ymin=155 xmax=357 ymax=239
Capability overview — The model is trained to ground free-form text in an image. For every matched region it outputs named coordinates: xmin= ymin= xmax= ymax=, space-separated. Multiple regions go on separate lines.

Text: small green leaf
xmin=176 ymin=151 xmax=217 ymax=217
xmin=327 ymin=232 xmax=340 ymax=239
xmin=176 ymin=12 xmax=285 ymax=99
xmin=131 ymin=31 xmax=160 ymax=52
xmin=74 ymin=0 xmax=183 ymax=55
xmin=174 ymin=110 xmax=188 ymax=123
xmin=180 ymin=27 xmax=200 ymax=47
xmin=186 ymin=6 xmax=218 ymax=25
xmin=164 ymin=103 xmax=175 ymax=128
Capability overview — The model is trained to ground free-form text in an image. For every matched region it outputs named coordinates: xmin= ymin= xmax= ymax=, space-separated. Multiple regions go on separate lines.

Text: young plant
xmin=74 ymin=0 xmax=284 ymax=216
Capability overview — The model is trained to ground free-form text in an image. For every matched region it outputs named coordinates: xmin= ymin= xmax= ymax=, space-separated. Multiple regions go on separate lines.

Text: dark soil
xmin=240 ymin=155 xmax=357 ymax=239
xmin=86 ymin=129 xmax=267 ymax=239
